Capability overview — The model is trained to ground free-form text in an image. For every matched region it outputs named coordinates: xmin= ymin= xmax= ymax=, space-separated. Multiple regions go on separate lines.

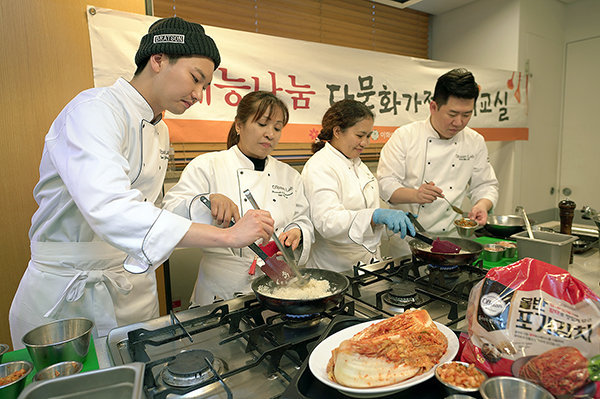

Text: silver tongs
xmin=243 ymin=189 xmax=309 ymax=287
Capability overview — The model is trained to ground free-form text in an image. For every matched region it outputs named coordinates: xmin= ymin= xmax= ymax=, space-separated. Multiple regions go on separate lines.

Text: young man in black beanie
xmin=9 ymin=17 xmax=274 ymax=349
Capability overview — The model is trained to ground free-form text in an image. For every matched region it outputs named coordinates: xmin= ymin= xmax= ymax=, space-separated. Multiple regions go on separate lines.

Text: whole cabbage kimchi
xmin=327 ymin=309 xmax=448 ymax=388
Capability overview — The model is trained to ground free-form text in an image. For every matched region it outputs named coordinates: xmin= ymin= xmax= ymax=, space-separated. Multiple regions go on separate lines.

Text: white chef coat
xmin=301 ymin=143 xmax=384 ymax=272
xmin=9 ymin=78 xmax=193 ymax=348
xmin=377 ymin=117 xmax=499 ymax=257
xmin=163 ymin=145 xmax=314 ymax=306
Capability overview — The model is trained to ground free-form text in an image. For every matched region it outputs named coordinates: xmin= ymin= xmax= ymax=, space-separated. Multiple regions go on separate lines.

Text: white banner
xmin=87 ymin=6 xmax=528 ymax=143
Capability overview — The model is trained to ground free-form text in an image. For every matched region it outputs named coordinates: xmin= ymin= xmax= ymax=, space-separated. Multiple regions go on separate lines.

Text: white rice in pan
xmin=257 ymin=278 xmax=332 ymax=300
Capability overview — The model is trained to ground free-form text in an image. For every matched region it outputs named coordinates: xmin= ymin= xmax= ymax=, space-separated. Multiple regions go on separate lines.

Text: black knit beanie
xmin=135 ymin=17 xmax=221 ymax=68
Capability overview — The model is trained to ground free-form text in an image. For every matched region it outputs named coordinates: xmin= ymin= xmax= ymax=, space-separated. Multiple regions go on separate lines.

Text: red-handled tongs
xmin=199 ymin=196 xmax=295 ymax=286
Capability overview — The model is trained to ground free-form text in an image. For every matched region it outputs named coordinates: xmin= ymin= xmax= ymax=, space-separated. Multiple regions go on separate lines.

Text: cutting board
xmin=2 ymin=336 xmax=100 ymax=387
xmin=473 ymin=236 xmax=519 ymax=269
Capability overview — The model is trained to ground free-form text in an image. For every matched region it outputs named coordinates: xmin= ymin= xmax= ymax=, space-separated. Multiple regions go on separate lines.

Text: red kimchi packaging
xmin=461 ymin=257 xmax=600 ymax=398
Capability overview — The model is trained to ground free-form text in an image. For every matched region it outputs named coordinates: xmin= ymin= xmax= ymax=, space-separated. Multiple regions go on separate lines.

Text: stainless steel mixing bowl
xmin=21 ymin=318 xmax=93 ymax=370
xmin=479 ymin=376 xmax=554 ymax=399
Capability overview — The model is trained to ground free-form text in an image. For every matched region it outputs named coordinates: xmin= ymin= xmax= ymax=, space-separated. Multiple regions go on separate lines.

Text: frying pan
xmin=485 ymin=215 xmax=534 ymax=238
xmin=409 ymin=237 xmax=483 ymax=266
xmin=251 ymin=268 xmax=349 ymax=315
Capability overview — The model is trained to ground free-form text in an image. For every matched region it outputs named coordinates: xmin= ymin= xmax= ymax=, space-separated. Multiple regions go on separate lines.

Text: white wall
xmin=564 ymin=0 xmax=600 ymax=42
xmin=429 ymin=0 xmax=567 ymax=215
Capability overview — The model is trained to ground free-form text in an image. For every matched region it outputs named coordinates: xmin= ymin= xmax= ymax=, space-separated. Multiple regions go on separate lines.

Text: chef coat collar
xmin=116 ymin=77 xmax=159 ymax=124
xmin=231 ymin=145 xmax=271 ymax=169
xmin=426 ymin=115 xmax=463 ymax=141
xmin=324 ymin=142 xmax=362 ymax=168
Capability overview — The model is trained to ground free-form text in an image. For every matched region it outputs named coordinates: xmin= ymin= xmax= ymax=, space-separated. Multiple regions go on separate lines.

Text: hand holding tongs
xmin=199 ymin=195 xmax=295 ymax=286
xmin=243 ymin=189 xmax=309 ymax=287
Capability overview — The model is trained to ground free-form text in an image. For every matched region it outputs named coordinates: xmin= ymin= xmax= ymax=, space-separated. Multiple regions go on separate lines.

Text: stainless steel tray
xmin=17 ymin=362 xmax=144 ymax=399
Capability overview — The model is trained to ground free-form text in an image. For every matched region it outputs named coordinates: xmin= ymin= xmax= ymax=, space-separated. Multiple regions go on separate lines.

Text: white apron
xmin=9 ymin=241 xmax=159 ymax=349
xmin=164 ymin=146 xmax=313 ymax=307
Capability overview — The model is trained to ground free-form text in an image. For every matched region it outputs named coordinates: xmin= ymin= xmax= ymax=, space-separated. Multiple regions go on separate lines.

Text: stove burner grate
xmin=161 ymin=349 xmax=225 ymax=388
xmin=380 ymin=283 xmax=428 ymax=311
xmin=383 ymin=284 xmax=417 ymax=305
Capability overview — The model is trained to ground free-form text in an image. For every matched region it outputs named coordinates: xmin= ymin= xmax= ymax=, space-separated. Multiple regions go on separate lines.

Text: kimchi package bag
xmin=462 ymin=258 xmax=600 ymax=398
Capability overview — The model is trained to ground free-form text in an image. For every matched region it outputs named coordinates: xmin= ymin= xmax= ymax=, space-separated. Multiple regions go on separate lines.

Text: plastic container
xmin=510 ymin=230 xmax=578 ymax=270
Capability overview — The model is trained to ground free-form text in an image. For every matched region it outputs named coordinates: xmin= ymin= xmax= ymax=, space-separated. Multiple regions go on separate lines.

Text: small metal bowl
xmin=495 ymin=241 xmax=517 ymax=258
xmin=480 ymin=376 xmax=554 ymax=399
xmin=482 ymin=244 xmax=505 ymax=262
xmin=435 ymin=361 xmax=488 ymax=394
xmin=0 ymin=344 xmax=9 ymax=364
xmin=32 ymin=360 xmax=83 ymax=382
xmin=454 ymin=218 xmax=478 ymax=238
xmin=0 ymin=360 xmax=34 ymax=398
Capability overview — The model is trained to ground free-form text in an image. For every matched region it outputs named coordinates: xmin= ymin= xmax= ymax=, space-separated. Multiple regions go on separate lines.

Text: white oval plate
xmin=308 ymin=319 xmax=459 ymax=398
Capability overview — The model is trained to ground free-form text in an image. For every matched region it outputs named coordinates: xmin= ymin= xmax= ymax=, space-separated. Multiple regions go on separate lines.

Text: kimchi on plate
xmin=309 ymin=309 xmax=460 ymax=397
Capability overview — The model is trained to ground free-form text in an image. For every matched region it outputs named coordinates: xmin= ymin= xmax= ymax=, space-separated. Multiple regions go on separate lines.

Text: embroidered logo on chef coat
xmin=272 ymin=184 xmax=293 ymax=198
xmin=154 ymin=34 xmax=185 ymax=44
xmin=455 ymin=154 xmax=475 ymax=161
xmin=159 ymin=148 xmax=169 ymax=160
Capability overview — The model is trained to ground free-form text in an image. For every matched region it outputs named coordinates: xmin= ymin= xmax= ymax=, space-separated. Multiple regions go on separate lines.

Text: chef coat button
xmin=240 ymin=171 xmax=244 ymax=175
xmin=442 ymin=228 xmax=446 ymax=231
xmin=452 ymin=164 xmax=455 ymax=167
xmin=428 ymin=139 xmax=432 ymax=143
xmin=450 ymin=186 xmax=452 ymax=189
xmin=159 ymin=166 xmax=161 ymax=170
xmin=144 ymin=198 xmax=147 ymax=202
xmin=273 ymin=198 xmax=276 ymax=202
xmin=427 ymin=161 xmax=431 ymax=165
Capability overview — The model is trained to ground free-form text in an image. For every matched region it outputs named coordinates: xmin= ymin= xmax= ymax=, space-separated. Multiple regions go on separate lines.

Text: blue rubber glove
xmin=372 ymin=209 xmax=416 ymax=238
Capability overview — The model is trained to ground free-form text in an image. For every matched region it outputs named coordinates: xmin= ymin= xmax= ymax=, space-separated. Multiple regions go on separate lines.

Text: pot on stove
xmin=409 ymin=237 xmax=483 ymax=266
xmin=251 ymin=268 xmax=349 ymax=315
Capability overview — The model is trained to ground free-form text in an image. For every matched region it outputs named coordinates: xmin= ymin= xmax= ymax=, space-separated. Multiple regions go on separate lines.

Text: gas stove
xmin=106 ymin=255 xmax=487 ymax=399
